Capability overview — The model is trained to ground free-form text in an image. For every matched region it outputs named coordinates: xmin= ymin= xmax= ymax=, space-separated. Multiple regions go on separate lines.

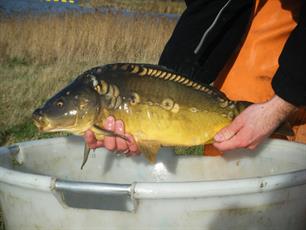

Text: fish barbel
xmin=32 ymin=63 xmax=292 ymax=169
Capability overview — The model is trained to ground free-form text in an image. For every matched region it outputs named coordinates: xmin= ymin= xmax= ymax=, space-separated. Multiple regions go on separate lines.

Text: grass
xmin=0 ymin=9 xmax=178 ymax=146
xmin=0 ymin=121 xmax=70 ymax=146
xmin=79 ymin=0 xmax=185 ymax=14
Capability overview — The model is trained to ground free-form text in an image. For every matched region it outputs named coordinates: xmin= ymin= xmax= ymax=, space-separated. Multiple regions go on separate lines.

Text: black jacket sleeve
xmin=158 ymin=0 xmax=254 ymax=84
xmin=272 ymin=2 xmax=306 ymax=107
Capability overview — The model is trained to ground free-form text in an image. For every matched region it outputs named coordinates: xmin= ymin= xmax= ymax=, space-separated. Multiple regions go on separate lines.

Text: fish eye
xmin=56 ymin=100 xmax=64 ymax=108
xmin=80 ymin=104 xmax=86 ymax=110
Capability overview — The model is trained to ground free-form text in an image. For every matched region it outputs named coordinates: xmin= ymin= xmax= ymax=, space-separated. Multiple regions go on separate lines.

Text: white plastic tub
xmin=0 ymin=136 xmax=306 ymax=230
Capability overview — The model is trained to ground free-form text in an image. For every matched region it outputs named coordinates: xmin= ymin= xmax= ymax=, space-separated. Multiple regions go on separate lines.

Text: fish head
xmin=33 ymin=74 xmax=101 ymax=134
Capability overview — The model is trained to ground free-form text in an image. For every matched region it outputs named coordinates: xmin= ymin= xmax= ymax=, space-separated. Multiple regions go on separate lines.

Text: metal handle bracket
xmin=54 ymin=179 xmax=136 ymax=212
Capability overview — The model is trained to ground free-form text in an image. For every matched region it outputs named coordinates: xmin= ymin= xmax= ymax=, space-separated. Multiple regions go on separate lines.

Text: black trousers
xmin=159 ymin=0 xmax=254 ymax=84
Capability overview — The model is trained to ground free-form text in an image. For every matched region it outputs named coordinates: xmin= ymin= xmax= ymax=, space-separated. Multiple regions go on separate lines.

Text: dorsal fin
xmin=92 ymin=63 xmax=228 ymax=100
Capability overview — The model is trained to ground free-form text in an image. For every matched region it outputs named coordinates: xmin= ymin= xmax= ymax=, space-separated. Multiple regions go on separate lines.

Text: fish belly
xmin=112 ymin=105 xmax=231 ymax=146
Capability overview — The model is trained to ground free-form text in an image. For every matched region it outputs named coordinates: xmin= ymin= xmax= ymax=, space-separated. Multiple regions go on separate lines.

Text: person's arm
xmin=213 ymin=2 xmax=306 ymax=152
xmin=213 ymin=95 xmax=296 ymax=151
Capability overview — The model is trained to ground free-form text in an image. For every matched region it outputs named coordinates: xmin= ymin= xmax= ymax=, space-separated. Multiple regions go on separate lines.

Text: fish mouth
xmin=32 ymin=112 xmax=80 ymax=133
xmin=32 ymin=109 xmax=54 ymax=132
xmin=32 ymin=108 xmax=90 ymax=134
xmin=32 ymin=117 xmax=67 ymax=132
xmin=32 ymin=116 xmax=52 ymax=132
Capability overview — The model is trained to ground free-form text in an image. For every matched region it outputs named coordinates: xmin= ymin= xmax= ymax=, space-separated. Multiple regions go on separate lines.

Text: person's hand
xmin=84 ymin=116 xmax=140 ymax=156
xmin=213 ymin=95 xmax=296 ymax=152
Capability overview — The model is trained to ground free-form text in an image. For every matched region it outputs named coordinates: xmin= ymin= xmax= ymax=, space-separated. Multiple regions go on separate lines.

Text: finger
xmin=125 ymin=134 xmax=140 ymax=156
xmin=115 ymin=120 xmax=128 ymax=152
xmin=213 ymin=125 xmax=250 ymax=152
xmin=247 ymin=142 xmax=260 ymax=150
xmin=84 ymin=131 xmax=105 ymax=149
xmin=103 ymin=116 xmax=116 ymax=151
xmin=94 ymin=139 xmax=105 ymax=148
xmin=213 ymin=136 xmax=242 ymax=152
xmin=84 ymin=130 xmax=101 ymax=149
xmin=214 ymin=118 xmax=243 ymax=142
xmin=247 ymin=145 xmax=257 ymax=150
xmin=213 ymin=124 xmax=256 ymax=152
xmin=84 ymin=130 xmax=96 ymax=145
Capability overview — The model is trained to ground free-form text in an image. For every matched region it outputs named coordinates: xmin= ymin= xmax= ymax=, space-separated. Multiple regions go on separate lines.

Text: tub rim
xmin=0 ymin=137 xmax=306 ymax=199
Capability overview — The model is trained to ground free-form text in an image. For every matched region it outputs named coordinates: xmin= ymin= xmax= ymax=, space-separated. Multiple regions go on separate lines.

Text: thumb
xmin=214 ymin=120 xmax=242 ymax=142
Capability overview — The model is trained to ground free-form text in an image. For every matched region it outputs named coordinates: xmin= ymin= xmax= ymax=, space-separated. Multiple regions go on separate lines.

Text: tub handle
xmin=0 ymin=145 xmax=22 ymax=166
xmin=0 ymin=145 xmax=20 ymax=156
xmin=54 ymin=179 xmax=136 ymax=212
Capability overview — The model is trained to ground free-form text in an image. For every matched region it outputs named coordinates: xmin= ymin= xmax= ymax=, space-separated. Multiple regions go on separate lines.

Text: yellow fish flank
xmin=32 ymin=63 xmax=255 ymax=168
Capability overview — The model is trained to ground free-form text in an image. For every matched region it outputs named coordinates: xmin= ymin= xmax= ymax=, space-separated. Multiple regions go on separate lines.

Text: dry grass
xmin=79 ymin=0 xmax=185 ymax=14
xmin=0 ymin=12 xmax=177 ymax=145
xmin=0 ymin=12 xmax=176 ymax=64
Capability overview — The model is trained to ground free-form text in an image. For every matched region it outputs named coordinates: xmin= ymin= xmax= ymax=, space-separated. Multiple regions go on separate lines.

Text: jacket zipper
xmin=194 ymin=0 xmax=232 ymax=54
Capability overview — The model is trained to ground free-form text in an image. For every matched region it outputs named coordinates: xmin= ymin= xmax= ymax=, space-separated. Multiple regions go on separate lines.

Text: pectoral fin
xmin=138 ymin=141 xmax=161 ymax=163
xmin=81 ymin=143 xmax=91 ymax=170
xmin=92 ymin=124 xmax=130 ymax=141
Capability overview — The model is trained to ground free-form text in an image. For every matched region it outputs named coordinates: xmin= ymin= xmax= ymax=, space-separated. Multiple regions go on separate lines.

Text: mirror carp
xmin=33 ymin=63 xmax=292 ymax=169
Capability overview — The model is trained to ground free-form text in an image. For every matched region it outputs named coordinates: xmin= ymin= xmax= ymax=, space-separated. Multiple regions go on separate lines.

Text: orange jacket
xmin=212 ymin=0 xmax=306 ymax=153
